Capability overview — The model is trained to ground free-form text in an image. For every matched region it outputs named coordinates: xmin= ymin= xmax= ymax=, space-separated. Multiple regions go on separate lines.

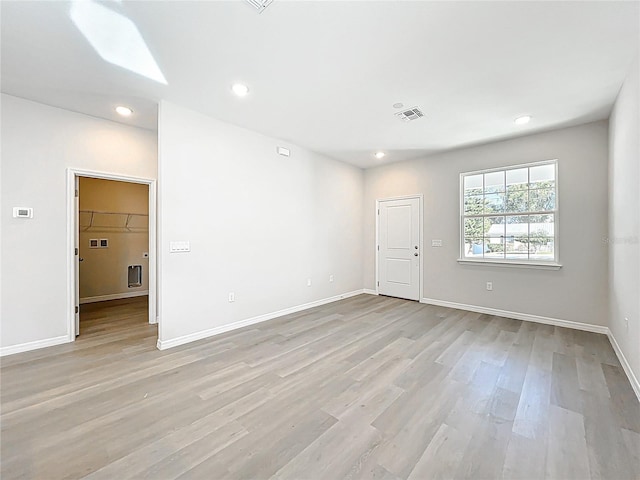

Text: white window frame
xmin=458 ymin=159 xmax=562 ymax=269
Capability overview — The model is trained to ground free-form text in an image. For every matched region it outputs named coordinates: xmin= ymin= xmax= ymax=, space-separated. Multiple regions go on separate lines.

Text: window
xmin=460 ymin=160 xmax=559 ymax=266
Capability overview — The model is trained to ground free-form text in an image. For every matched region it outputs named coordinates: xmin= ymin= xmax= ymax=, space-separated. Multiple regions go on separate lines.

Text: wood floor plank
xmin=545 ymin=404 xmax=591 ymax=480
xmin=83 ymin=419 xmax=249 ymax=480
xmin=581 ymin=390 xmax=636 ymax=479
xmin=435 ymin=329 xmax=478 ymax=367
xmin=271 ymin=421 xmax=383 ymax=480
xmin=1 ymin=294 xmax=638 ymax=480
xmin=550 ymin=351 xmax=583 ymax=414
xmin=344 ymin=337 xmax=414 ymax=381
xmin=496 ymin=321 xmax=536 ymax=394
xmin=376 ymin=378 xmax=464 ymax=478
xmin=483 ymin=328 xmax=518 ymax=367
xmin=601 ymin=363 xmax=640 ymax=433
xmin=346 ymin=462 xmax=400 ymax=480
xmin=407 ymin=423 xmax=471 ymax=480
xmin=225 ymin=409 xmax=338 ymax=478
xmin=501 ymin=432 xmax=547 ymax=480
xmin=576 ymin=351 xmax=611 ymax=398
xmin=512 ymin=328 xmax=554 ymax=440
xmin=371 ymin=363 xmax=451 ymax=437
xmin=621 ymin=428 xmax=640 ymax=476
xmin=454 ymin=415 xmax=514 ymax=480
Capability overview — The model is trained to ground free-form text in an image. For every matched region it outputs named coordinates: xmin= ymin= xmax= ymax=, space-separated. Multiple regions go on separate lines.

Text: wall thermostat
xmin=13 ymin=207 xmax=33 ymax=218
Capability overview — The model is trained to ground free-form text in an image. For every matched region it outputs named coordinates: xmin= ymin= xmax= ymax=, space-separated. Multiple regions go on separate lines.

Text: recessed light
xmin=115 ymin=106 xmax=133 ymax=116
xmin=514 ymin=115 xmax=531 ymax=125
xmin=232 ymin=83 xmax=250 ymax=97
xmin=375 ymin=151 xmax=386 ymax=159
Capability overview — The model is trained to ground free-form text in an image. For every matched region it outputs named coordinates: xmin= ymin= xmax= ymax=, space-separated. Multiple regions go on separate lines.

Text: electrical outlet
xmin=486 ymin=282 xmax=493 ymax=291
xmin=329 ymin=275 xmax=334 ymax=282
xmin=228 ymin=292 xmax=235 ymax=302
xmin=307 ymin=279 xmax=312 ymax=287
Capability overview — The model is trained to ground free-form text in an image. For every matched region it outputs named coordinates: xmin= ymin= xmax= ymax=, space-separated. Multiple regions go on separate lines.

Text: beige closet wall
xmin=79 ymin=177 xmax=149 ymax=301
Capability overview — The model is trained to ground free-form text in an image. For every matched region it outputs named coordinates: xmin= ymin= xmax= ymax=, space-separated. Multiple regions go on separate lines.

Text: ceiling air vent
xmin=395 ymin=107 xmax=425 ymax=122
xmin=245 ymin=0 xmax=273 ymax=13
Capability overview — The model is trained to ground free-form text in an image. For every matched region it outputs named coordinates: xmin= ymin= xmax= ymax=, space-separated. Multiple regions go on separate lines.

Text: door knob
xmin=79 ymin=258 xmax=84 ymax=262
xmin=414 ymin=246 xmax=418 ymax=249
xmin=414 ymin=253 xmax=419 ymax=257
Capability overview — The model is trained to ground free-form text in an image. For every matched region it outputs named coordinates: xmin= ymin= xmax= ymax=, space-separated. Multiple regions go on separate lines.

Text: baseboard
xmin=606 ymin=330 xmax=640 ymax=401
xmin=420 ymin=297 xmax=609 ymax=335
xmin=363 ymin=289 xmax=378 ymax=295
xmin=0 ymin=335 xmax=70 ymax=357
xmin=80 ymin=291 xmax=149 ymax=304
xmin=157 ymin=289 xmax=366 ymax=350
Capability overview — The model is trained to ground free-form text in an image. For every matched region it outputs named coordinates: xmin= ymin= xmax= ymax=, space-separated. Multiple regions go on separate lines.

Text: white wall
xmin=0 ymin=94 xmax=157 ymax=351
xmin=364 ymin=121 xmax=610 ymax=327
xmin=608 ymin=51 xmax=640 ymax=387
xmin=157 ymin=101 xmax=363 ymax=347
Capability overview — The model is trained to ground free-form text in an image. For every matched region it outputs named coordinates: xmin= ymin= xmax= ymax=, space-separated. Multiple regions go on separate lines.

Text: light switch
xmin=431 ymin=239 xmax=443 ymax=247
xmin=170 ymin=241 xmax=190 ymax=253
xmin=13 ymin=207 xmax=33 ymax=218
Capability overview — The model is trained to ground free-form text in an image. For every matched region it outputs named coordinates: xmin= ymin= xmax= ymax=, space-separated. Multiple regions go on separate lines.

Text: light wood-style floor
xmin=1 ymin=294 xmax=639 ymax=479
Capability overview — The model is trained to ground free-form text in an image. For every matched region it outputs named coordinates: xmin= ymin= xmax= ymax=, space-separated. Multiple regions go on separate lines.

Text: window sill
xmin=457 ymin=259 xmax=562 ymax=270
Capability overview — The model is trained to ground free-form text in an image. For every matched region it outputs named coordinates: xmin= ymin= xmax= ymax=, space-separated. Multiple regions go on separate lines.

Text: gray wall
xmin=609 ymin=51 xmax=639 ymax=384
xmin=364 ymin=121 xmax=609 ymax=327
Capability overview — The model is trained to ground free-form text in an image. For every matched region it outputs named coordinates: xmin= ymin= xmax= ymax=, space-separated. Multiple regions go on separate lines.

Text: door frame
xmin=375 ymin=194 xmax=424 ymax=300
xmin=66 ymin=168 xmax=157 ymax=341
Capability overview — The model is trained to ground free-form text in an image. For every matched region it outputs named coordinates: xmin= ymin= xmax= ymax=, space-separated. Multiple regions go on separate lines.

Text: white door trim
xmin=66 ymin=168 xmax=158 ymax=342
xmin=375 ymin=194 xmax=423 ymax=299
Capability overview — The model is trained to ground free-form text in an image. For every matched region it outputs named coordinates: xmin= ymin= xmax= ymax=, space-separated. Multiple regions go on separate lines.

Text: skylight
xmin=70 ymin=0 xmax=167 ymax=84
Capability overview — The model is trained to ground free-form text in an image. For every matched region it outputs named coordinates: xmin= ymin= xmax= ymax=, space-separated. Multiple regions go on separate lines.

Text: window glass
xmin=461 ymin=161 xmax=557 ymax=264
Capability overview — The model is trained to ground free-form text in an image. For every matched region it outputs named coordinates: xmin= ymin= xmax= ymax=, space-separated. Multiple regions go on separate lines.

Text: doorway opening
xmin=67 ymin=169 xmax=157 ymax=343
xmin=376 ymin=195 xmax=423 ymax=301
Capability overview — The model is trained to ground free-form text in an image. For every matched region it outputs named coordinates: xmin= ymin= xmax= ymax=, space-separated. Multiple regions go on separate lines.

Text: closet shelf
xmin=79 ymin=210 xmax=148 ymax=233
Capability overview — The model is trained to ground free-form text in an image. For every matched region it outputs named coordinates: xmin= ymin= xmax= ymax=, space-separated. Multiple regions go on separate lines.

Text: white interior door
xmin=378 ymin=197 xmax=421 ymax=301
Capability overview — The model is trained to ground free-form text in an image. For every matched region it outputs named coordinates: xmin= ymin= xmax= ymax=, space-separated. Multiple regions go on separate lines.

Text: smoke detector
xmin=395 ymin=107 xmax=425 ymax=122
xmin=245 ymin=0 xmax=273 ymax=13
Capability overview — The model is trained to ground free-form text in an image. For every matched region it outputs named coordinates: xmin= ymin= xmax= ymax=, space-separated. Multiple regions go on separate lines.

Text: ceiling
xmin=2 ymin=1 xmax=638 ymax=169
